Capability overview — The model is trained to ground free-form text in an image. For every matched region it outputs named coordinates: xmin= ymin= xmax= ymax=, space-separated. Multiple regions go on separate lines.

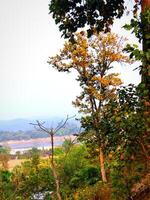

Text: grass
xmin=8 ymin=156 xmax=50 ymax=170
xmin=8 ymin=159 xmax=26 ymax=170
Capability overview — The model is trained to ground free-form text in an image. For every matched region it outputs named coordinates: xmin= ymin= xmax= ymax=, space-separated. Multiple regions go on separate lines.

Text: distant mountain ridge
xmin=0 ymin=119 xmax=32 ymax=131
xmin=0 ymin=117 xmax=80 ymax=142
xmin=0 ymin=117 xmax=80 ymax=132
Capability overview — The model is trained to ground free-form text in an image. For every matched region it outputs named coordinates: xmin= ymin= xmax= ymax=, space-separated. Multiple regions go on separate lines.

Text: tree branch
xmin=54 ymin=115 xmax=76 ymax=133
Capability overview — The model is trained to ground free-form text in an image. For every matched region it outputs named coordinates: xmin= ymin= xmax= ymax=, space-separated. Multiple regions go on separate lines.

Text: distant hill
xmin=0 ymin=119 xmax=32 ymax=132
xmin=0 ymin=117 xmax=80 ymax=142
xmin=0 ymin=117 xmax=80 ymax=132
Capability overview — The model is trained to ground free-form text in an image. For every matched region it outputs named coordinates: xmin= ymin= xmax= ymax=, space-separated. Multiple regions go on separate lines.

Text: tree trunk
xmin=50 ymin=132 xmax=62 ymax=200
xmin=141 ymin=0 xmax=150 ymax=155
xmin=51 ymin=164 xmax=62 ymax=200
xmin=51 ymin=133 xmax=54 ymax=165
xmin=141 ymin=0 xmax=150 ymax=97
xmin=141 ymin=0 xmax=150 ymax=12
xmin=99 ymin=147 xmax=107 ymax=182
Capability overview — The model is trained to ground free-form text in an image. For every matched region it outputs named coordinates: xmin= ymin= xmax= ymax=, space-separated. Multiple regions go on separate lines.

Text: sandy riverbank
xmin=0 ymin=135 xmax=75 ymax=146
xmin=0 ymin=135 xmax=76 ymax=154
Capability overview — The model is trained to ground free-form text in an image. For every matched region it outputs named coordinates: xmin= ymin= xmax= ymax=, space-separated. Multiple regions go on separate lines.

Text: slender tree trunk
xmin=51 ymin=133 xmax=54 ymax=165
xmin=50 ymin=132 xmax=62 ymax=200
xmin=51 ymin=163 xmax=62 ymax=200
xmin=141 ymin=0 xmax=150 ymax=156
xmin=141 ymin=0 xmax=150 ymax=97
xmin=99 ymin=147 xmax=107 ymax=182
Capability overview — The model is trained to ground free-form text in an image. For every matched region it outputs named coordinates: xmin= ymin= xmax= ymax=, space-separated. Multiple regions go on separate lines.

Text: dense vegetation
xmin=0 ymin=140 xmax=149 ymax=200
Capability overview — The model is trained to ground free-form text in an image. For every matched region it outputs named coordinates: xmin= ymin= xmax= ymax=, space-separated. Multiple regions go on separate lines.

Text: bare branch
xmin=30 ymin=120 xmax=51 ymax=135
xmin=30 ymin=115 xmax=76 ymax=136
xmin=54 ymin=115 xmax=76 ymax=133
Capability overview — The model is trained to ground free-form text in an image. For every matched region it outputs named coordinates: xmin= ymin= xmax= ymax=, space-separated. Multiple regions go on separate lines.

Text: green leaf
xmin=123 ymin=24 xmax=132 ymax=31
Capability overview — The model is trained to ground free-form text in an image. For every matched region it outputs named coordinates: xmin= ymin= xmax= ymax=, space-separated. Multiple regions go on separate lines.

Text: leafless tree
xmin=30 ymin=115 xmax=75 ymax=200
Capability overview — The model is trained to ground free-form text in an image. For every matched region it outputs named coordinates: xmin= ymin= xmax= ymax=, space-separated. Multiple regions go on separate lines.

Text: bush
xmin=74 ymin=181 xmax=110 ymax=200
xmin=70 ymin=165 xmax=100 ymax=188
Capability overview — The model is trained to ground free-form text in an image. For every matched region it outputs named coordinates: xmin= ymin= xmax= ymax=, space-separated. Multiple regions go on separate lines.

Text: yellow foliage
xmin=39 ymin=158 xmax=50 ymax=168
xmin=99 ymin=77 xmax=110 ymax=87
xmin=48 ymin=30 xmax=132 ymax=114
xmin=110 ymin=77 xmax=123 ymax=86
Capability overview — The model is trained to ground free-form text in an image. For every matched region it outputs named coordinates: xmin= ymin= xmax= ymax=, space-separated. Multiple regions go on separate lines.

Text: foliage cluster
xmin=0 ymin=148 xmax=55 ymax=200
xmin=49 ymin=0 xmax=125 ymax=38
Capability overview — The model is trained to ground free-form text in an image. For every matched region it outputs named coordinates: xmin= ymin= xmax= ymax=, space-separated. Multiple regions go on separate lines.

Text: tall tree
xmin=49 ymin=0 xmax=150 ymax=133
xmin=48 ymin=32 xmax=131 ymax=182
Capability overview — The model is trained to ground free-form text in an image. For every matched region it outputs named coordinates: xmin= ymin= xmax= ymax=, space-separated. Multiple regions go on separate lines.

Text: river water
xmin=9 ymin=140 xmax=63 ymax=154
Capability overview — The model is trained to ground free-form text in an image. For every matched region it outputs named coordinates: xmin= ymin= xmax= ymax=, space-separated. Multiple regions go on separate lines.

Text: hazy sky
xmin=0 ymin=0 xmax=141 ymax=120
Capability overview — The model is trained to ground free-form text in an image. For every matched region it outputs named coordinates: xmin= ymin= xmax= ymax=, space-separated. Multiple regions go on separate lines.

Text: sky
xmin=0 ymin=0 xmax=141 ymax=120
